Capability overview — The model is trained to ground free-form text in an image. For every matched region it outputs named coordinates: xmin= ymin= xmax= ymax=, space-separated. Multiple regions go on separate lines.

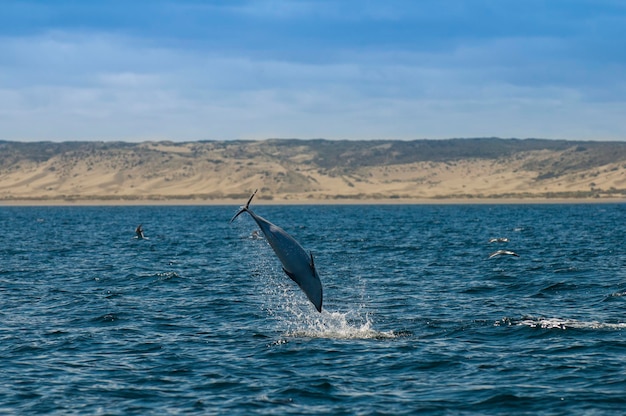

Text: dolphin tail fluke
xmin=229 ymin=189 xmax=258 ymax=223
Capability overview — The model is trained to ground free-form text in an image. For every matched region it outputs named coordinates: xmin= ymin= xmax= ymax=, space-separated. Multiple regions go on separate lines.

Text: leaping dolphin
xmin=230 ymin=190 xmax=323 ymax=312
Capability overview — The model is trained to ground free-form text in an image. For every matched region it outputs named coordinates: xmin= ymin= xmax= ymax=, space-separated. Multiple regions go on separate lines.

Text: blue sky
xmin=1 ymin=0 xmax=625 ymax=141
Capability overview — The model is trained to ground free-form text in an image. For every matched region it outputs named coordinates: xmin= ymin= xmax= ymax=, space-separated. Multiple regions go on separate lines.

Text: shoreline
xmin=1 ymin=196 xmax=625 ymax=206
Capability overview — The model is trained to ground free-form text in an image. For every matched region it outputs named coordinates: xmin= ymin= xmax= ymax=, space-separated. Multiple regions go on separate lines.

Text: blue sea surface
xmin=1 ymin=203 xmax=625 ymax=415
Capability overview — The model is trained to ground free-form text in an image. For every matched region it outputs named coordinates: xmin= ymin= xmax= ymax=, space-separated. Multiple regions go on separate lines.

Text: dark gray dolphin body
xmin=231 ymin=190 xmax=323 ymax=312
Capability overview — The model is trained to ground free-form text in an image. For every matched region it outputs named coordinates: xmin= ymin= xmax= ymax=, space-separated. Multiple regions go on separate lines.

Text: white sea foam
xmin=515 ymin=317 xmax=626 ymax=330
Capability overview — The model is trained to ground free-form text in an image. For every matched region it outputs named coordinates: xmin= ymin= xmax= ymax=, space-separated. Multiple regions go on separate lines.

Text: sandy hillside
xmin=1 ymin=139 xmax=626 ymax=203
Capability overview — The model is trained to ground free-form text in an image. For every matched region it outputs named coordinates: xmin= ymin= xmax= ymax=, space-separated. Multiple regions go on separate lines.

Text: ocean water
xmin=1 ymin=203 xmax=625 ymax=415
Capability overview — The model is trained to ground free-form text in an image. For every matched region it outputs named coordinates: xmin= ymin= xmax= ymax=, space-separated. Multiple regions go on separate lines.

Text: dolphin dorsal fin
xmin=309 ymin=251 xmax=316 ymax=272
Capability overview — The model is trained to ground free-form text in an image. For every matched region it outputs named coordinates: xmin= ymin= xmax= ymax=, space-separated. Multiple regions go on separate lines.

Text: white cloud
xmin=1 ymin=24 xmax=625 ymax=141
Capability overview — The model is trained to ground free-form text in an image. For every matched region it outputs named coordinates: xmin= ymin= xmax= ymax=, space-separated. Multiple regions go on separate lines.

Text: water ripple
xmin=1 ymin=204 xmax=626 ymax=414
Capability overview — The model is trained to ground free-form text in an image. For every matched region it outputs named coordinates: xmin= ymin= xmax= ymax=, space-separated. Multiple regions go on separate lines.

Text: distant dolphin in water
xmin=231 ymin=190 xmax=323 ymax=312
xmin=135 ymin=224 xmax=145 ymax=239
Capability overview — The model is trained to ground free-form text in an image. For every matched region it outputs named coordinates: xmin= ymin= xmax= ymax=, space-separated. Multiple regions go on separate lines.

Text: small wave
xmin=154 ymin=271 xmax=180 ymax=280
xmin=267 ymin=338 xmax=289 ymax=347
xmin=93 ymin=313 xmax=119 ymax=323
xmin=539 ymin=281 xmax=577 ymax=293
xmin=605 ymin=290 xmax=626 ymax=299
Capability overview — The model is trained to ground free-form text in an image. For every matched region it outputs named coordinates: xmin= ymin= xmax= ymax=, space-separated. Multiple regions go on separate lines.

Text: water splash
xmin=258 ymin=270 xmax=395 ymax=339
xmin=234 ymin=217 xmax=395 ymax=339
xmin=283 ymin=310 xmax=397 ymax=340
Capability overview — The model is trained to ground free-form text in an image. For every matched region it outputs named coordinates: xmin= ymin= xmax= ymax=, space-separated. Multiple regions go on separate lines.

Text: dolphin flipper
xmin=283 ymin=267 xmax=297 ymax=281
xmin=283 ymin=267 xmax=323 ymax=312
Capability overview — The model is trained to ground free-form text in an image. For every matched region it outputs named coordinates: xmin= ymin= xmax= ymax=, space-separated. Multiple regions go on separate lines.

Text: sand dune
xmin=1 ymin=139 xmax=626 ymax=204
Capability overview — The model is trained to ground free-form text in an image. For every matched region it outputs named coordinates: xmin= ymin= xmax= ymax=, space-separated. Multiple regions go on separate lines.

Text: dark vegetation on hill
xmin=3 ymin=138 xmax=626 ymax=170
